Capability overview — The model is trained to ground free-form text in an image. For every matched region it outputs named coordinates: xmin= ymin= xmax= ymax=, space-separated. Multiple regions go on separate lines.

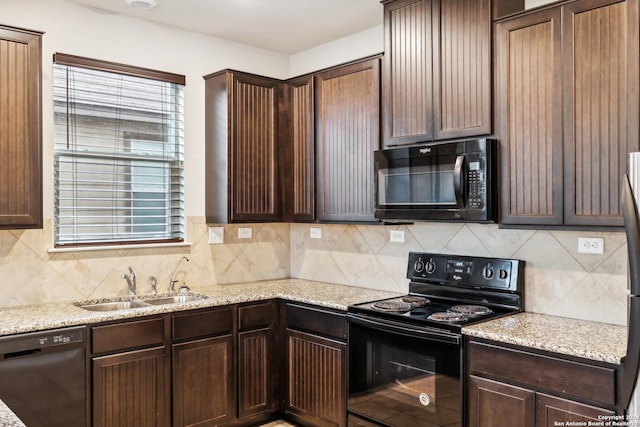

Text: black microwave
xmin=374 ymin=138 xmax=497 ymax=222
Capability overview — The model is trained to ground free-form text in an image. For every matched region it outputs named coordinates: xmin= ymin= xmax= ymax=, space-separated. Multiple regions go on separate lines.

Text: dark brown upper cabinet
xmin=0 ymin=25 xmax=42 ymax=229
xmin=381 ymin=0 xmax=491 ymax=148
xmin=562 ymin=0 xmax=639 ymax=227
xmin=286 ymin=75 xmax=315 ymax=222
xmin=497 ymin=0 xmax=639 ymax=227
xmin=496 ymin=8 xmax=564 ymax=226
xmin=315 ymin=58 xmax=380 ymax=222
xmin=204 ymin=70 xmax=285 ymax=223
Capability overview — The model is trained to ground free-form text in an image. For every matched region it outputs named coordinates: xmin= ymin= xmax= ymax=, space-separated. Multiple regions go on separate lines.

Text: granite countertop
xmin=462 ymin=312 xmax=627 ymax=365
xmin=0 ymin=400 xmax=25 ymax=427
xmin=0 ymin=278 xmax=403 ymax=337
xmin=0 ymin=279 xmax=630 ymax=424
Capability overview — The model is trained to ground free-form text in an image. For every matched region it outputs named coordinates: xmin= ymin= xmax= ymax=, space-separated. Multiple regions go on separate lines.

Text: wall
xmin=0 ymin=0 xmax=631 ymax=328
xmin=1 ymin=0 xmax=296 ymax=305
xmin=289 ymin=25 xmax=384 ymax=77
xmin=2 ymin=0 xmax=291 ymax=219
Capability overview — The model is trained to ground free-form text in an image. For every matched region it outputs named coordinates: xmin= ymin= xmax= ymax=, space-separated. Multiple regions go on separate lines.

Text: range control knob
xmin=425 ymin=260 xmax=436 ymax=274
xmin=482 ymin=266 xmax=494 ymax=279
xmin=413 ymin=259 xmax=425 ymax=273
xmin=498 ymin=269 xmax=509 ymax=280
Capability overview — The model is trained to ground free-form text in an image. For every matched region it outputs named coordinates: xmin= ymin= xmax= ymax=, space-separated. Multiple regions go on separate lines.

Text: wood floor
xmin=258 ymin=421 xmax=298 ymax=427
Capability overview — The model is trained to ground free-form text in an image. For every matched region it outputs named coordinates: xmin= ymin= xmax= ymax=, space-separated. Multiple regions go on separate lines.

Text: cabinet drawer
xmin=173 ymin=307 xmax=233 ymax=341
xmin=239 ymin=301 xmax=273 ymax=331
xmin=285 ymin=303 xmax=346 ymax=341
xmin=92 ymin=317 xmax=165 ymax=354
xmin=468 ymin=341 xmax=616 ymax=406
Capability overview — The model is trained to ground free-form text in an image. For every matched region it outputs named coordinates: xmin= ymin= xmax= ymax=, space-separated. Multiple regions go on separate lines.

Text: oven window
xmin=349 ymin=322 xmax=461 ymax=427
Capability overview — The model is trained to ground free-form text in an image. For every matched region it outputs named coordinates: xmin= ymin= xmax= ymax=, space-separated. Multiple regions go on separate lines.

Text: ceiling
xmin=66 ymin=0 xmax=384 ymax=54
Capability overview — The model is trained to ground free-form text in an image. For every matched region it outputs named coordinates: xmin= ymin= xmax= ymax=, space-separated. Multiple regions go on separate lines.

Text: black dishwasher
xmin=0 ymin=325 xmax=87 ymax=427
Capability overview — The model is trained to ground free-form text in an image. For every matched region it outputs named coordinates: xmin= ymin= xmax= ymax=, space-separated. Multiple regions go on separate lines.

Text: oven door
xmin=348 ymin=314 xmax=463 ymax=427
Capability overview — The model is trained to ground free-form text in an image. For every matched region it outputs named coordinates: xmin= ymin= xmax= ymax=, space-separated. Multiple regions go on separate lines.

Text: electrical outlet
xmin=390 ymin=230 xmax=405 ymax=243
xmin=578 ymin=237 xmax=604 ymax=254
xmin=208 ymin=226 xmax=224 ymax=244
xmin=238 ymin=227 xmax=252 ymax=239
xmin=310 ymin=227 xmax=322 ymax=239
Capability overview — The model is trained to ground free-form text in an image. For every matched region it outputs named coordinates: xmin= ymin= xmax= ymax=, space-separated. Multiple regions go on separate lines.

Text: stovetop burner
xmin=371 ymin=300 xmax=413 ymax=313
xmin=401 ymin=295 xmax=429 ymax=307
xmin=427 ymin=312 xmax=469 ymax=323
xmin=448 ymin=304 xmax=493 ymax=317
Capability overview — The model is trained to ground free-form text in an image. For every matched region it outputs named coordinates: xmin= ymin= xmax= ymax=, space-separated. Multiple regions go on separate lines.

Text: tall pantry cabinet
xmin=497 ymin=0 xmax=639 ymax=227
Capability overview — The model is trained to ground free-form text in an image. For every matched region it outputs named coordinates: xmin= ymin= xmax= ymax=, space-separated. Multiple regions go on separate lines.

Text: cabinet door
xmin=93 ymin=346 xmax=168 ymax=427
xmin=172 ymin=335 xmax=234 ymax=427
xmin=0 ymin=26 xmax=42 ymax=229
xmin=315 ymin=58 xmax=379 ymax=222
xmin=535 ymin=393 xmax=615 ymax=427
xmin=562 ymin=0 xmax=639 ymax=226
xmin=468 ymin=375 xmax=534 ymax=427
xmin=238 ymin=328 xmax=276 ymax=418
xmin=496 ymin=8 xmax=564 ymax=225
xmin=288 ymin=75 xmax=315 ymax=221
xmin=433 ymin=0 xmax=491 ymax=140
xmin=229 ymin=72 xmax=281 ymax=222
xmin=285 ymin=329 xmax=346 ymax=427
xmin=382 ymin=0 xmax=434 ymax=146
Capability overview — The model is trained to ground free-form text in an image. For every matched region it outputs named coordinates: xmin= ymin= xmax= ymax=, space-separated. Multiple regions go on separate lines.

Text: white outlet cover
xmin=238 ymin=227 xmax=252 ymax=239
xmin=208 ymin=226 xmax=224 ymax=244
xmin=577 ymin=237 xmax=604 ymax=255
xmin=390 ymin=230 xmax=405 ymax=243
xmin=310 ymin=227 xmax=322 ymax=239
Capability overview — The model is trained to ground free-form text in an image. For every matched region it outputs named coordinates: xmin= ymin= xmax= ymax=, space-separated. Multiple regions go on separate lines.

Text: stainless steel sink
xmin=142 ymin=295 xmax=206 ymax=305
xmin=78 ymin=300 xmax=151 ymax=312
xmin=76 ymin=294 xmax=207 ymax=312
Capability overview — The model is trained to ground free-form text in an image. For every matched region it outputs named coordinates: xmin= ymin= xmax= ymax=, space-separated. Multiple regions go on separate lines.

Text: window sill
xmin=48 ymin=241 xmax=193 ymax=254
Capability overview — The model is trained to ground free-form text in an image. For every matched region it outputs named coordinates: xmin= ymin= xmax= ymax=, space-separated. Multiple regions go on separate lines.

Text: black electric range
xmin=347 ymin=252 xmax=525 ymax=427
xmin=348 ymin=251 xmax=525 ymax=331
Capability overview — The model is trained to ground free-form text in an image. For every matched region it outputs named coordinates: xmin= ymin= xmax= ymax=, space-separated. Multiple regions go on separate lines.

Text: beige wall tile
xmin=0 ymin=218 xmax=630 ymax=326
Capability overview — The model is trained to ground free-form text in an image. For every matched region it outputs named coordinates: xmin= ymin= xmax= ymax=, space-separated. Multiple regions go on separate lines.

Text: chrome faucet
xmin=149 ymin=276 xmax=157 ymax=294
xmin=122 ymin=267 xmax=136 ymax=296
xmin=169 ymin=256 xmax=189 ymax=292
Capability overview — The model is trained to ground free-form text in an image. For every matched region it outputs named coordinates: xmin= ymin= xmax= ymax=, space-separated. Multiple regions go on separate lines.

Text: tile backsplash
xmin=289 ymin=223 xmax=629 ymax=326
xmin=0 ymin=218 xmax=629 ymax=326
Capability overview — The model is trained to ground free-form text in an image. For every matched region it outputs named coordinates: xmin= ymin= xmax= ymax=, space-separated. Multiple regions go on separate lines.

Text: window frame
xmin=52 ymin=53 xmax=186 ymax=248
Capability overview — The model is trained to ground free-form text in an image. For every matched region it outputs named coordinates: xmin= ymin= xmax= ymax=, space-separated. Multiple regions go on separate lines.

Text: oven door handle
xmin=347 ymin=314 xmax=461 ymax=345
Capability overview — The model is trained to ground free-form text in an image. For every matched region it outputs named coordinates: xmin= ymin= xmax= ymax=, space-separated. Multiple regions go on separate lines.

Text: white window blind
xmin=53 ymin=53 xmax=185 ymax=247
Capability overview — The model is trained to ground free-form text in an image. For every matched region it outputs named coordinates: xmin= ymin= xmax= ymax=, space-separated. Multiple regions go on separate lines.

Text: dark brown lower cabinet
xmin=283 ymin=302 xmax=347 ymax=427
xmin=238 ymin=328 xmax=274 ymax=418
xmin=91 ymin=317 xmax=169 ymax=427
xmin=286 ymin=329 xmax=346 ymax=427
xmin=172 ymin=335 xmax=234 ymax=427
xmin=237 ymin=301 xmax=278 ymax=421
xmin=468 ymin=375 xmax=535 ymax=427
xmin=467 ymin=339 xmax=617 ymax=427
xmin=92 ymin=346 xmax=168 ymax=427
xmin=172 ymin=307 xmax=235 ymax=427
xmin=536 ymin=394 xmax=614 ymax=427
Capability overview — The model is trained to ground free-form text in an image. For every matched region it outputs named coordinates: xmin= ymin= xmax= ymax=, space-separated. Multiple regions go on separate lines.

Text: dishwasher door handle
xmin=3 ymin=348 xmax=43 ymax=359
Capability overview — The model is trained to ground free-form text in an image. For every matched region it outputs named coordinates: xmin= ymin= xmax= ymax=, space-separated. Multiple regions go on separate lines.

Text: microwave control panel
xmin=466 ymin=157 xmax=484 ymax=209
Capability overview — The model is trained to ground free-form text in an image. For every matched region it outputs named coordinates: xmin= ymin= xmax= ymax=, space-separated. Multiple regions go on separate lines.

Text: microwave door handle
xmin=453 ymin=155 xmax=465 ymax=207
